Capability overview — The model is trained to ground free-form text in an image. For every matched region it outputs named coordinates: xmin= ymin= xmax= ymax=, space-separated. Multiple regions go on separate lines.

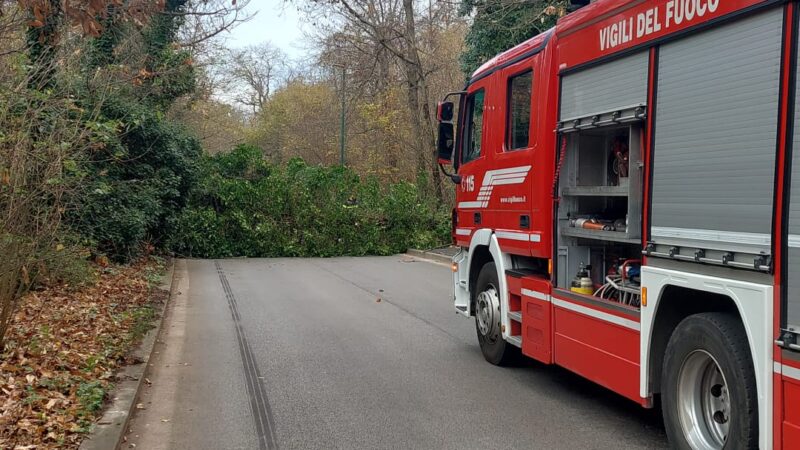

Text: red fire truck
xmin=436 ymin=0 xmax=800 ymax=448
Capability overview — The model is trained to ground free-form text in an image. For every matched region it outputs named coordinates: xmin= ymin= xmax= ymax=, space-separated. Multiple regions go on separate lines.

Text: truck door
xmin=455 ymin=79 xmax=493 ymax=241
xmin=490 ymin=57 xmax=539 ymax=256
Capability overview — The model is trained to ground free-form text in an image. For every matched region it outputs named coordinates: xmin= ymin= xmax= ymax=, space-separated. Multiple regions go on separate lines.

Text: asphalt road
xmin=126 ymin=256 xmax=669 ymax=449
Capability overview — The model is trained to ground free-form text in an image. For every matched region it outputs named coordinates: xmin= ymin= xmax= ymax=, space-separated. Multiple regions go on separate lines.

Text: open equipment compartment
xmin=555 ymin=123 xmax=643 ymax=307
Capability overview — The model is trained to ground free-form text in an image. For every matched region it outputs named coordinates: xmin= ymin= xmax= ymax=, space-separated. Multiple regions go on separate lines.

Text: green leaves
xmin=66 ymin=93 xmax=201 ymax=262
xmin=170 ymin=145 xmax=451 ymax=258
xmin=76 ymin=381 xmax=106 ymax=414
xmin=459 ymin=0 xmax=566 ymax=77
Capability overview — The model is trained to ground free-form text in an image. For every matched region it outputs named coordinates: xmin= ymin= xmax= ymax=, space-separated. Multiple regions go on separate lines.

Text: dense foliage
xmin=63 ymin=0 xmax=202 ymax=261
xmin=1 ymin=0 xmax=201 ymax=347
xmin=68 ymin=97 xmax=201 ymax=261
xmin=170 ymin=145 xmax=451 ymax=258
xmin=459 ymin=0 xmax=565 ymax=76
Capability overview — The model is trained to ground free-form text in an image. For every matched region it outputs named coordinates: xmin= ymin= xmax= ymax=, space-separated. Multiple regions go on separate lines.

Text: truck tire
xmin=474 ymin=262 xmax=516 ymax=366
xmin=661 ymin=312 xmax=758 ymax=450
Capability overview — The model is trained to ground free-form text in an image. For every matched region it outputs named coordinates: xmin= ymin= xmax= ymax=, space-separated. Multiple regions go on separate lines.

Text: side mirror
xmin=437 ymin=122 xmax=454 ymax=164
xmin=437 ymin=101 xmax=454 ymax=122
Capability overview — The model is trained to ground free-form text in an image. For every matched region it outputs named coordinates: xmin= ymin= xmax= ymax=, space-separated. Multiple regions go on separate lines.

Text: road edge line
xmin=78 ymin=258 xmax=178 ymax=450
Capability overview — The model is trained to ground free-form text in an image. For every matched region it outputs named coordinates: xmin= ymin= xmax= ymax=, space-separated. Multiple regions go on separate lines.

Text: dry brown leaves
xmin=0 ymin=259 xmax=165 ymax=449
xmin=18 ymin=0 xmax=166 ymax=37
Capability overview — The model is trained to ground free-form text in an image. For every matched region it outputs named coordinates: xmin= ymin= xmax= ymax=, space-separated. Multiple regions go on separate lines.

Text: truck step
xmin=506 ymin=335 xmax=522 ymax=348
xmin=508 ymin=311 xmax=522 ymax=323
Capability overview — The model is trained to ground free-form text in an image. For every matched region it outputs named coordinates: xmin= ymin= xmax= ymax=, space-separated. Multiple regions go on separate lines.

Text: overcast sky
xmin=226 ymin=0 xmax=311 ymax=59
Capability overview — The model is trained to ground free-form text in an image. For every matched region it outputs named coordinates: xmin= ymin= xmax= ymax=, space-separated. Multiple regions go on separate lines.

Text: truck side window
xmin=462 ymin=89 xmax=485 ymax=164
xmin=507 ymin=70 xmax=532 ymax=150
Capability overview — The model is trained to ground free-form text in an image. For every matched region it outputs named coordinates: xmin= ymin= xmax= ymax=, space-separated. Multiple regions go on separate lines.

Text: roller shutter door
xmin=560 ymin=52 xmax=648 ymax=121
xmin=650 ymin=8 xmax=782 ymax=255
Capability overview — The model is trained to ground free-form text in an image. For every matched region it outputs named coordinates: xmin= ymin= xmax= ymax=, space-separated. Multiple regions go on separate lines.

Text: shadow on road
xmin=512 ymin=356 xmax=667 ymax=439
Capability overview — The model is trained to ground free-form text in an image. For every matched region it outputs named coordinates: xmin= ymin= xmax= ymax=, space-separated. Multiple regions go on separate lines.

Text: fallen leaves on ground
xmin=0 ymin=259 xmax=167 ymax=449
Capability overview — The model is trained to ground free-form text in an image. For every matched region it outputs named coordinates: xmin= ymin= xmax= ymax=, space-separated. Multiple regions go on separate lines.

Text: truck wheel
xmin=474 ymin=262 xmax=516 ymax=365
xmin=661 ymin=313 xmax=758 ymax=450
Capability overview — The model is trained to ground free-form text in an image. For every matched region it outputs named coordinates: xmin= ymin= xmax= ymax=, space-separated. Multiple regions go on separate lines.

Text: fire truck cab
xmin=437 ymin=0 xmax=800 ymax=448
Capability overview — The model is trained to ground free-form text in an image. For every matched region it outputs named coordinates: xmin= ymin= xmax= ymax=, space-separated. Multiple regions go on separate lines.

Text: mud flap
xmin=453 ymin=249 xmax=470 ymax=317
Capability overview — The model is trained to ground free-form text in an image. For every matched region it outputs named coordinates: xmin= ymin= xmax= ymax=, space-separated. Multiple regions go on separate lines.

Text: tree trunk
xmin=401 ymin=0 xmax=443 ymax=201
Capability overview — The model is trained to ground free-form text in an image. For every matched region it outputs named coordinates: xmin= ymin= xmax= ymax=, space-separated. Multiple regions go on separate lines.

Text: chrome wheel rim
xmin=476 ymin=284 xmax=500 ymax=341
xmin=677 ymin=350 xmax=730 ymax=450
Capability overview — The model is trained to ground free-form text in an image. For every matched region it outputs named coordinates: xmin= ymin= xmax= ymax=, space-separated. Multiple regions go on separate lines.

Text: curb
xmin=79 ymin=259 xmax=177 ymax=450
xmin=405 ymin=249 xmax=454 ymax=265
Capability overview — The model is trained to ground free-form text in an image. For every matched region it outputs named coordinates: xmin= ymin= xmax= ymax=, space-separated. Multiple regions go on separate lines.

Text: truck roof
xmin=469 ymin=0 xmax=639 ymax=81
xmin=470 ymin=29 xmax=553 ymax=81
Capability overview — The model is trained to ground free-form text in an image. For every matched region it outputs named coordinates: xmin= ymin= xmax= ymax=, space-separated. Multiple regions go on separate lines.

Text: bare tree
xmin=177 ymin=0 xmax=254 ymax=50
xmin=221 ymin=42 xmax=289 ymax=114
xmin=300 ymin=0 xmax=445 ymax=197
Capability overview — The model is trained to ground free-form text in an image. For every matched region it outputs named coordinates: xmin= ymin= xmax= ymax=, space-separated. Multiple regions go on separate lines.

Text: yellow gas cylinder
xmin=570 ymin=264 xmax=594 ymax=295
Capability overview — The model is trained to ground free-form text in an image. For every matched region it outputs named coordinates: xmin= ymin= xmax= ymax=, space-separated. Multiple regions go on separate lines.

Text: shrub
xmin=170 ymin=145 xmax=450 ymax=258
xmin=66 ymin=98 xmax=201 ymax=261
